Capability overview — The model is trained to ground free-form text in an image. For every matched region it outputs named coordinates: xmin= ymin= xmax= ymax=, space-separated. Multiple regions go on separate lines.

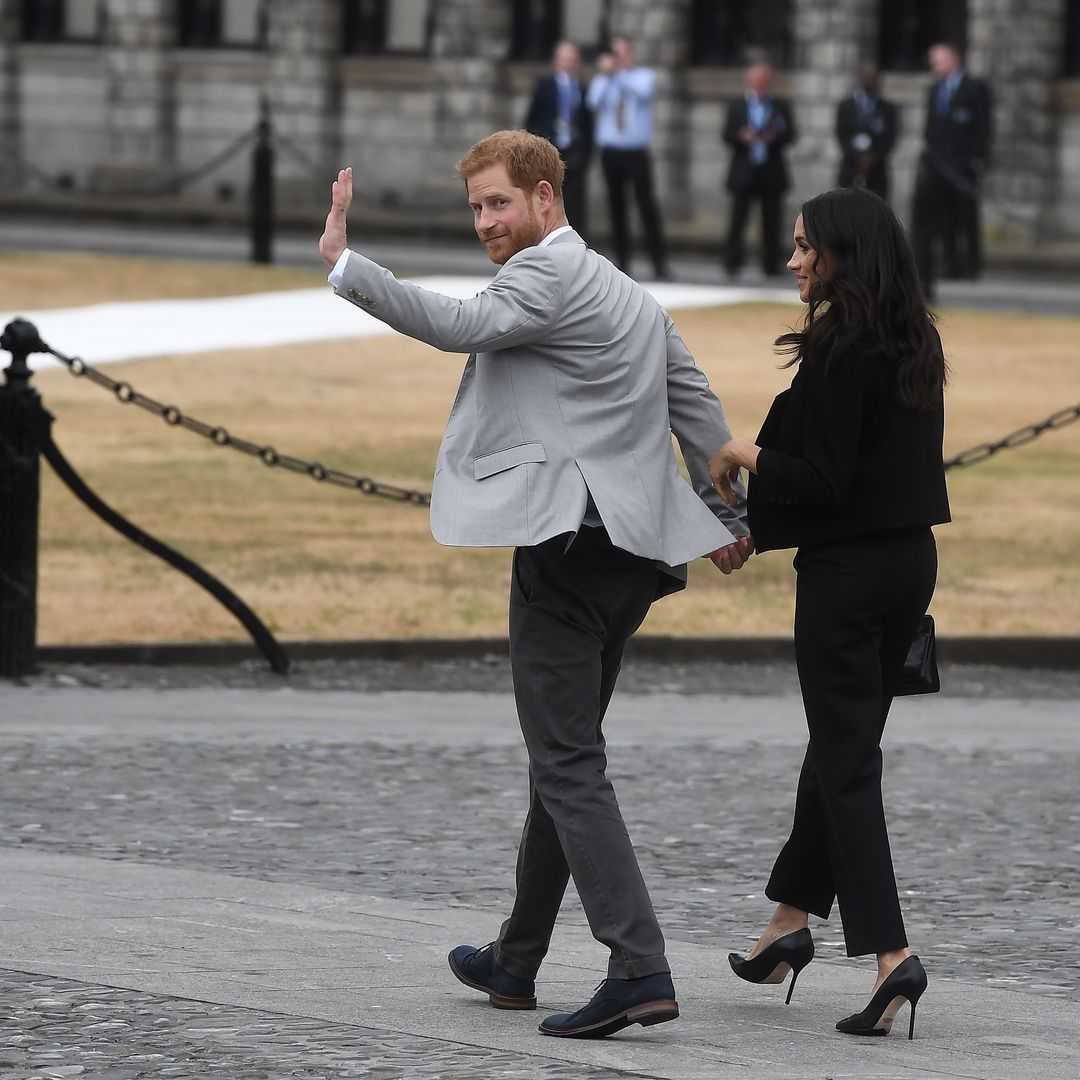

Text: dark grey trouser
xmin=493 ymin=526 xmax=670 ymax=981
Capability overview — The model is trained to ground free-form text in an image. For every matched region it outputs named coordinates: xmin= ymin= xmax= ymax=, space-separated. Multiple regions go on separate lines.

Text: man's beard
xmin=482 ymin=207 xmax=544 ymax=264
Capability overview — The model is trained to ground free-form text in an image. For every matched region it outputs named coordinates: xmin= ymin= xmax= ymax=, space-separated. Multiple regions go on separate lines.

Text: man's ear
xmin=535 ymin=179 xmax=556 ymax=210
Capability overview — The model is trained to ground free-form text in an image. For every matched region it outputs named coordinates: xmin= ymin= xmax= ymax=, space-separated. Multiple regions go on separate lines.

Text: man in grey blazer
xmin=320 ymin=130 xmax=751 ymax=1039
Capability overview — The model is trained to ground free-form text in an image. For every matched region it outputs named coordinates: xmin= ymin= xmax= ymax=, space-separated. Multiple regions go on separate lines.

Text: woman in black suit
xmin=709 ymin=187 xmax=950 ymax=1039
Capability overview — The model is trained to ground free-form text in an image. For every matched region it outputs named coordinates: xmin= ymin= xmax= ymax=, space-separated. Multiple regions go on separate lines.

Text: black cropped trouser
xmin=766 ymin=527 xmax=937 ymax=957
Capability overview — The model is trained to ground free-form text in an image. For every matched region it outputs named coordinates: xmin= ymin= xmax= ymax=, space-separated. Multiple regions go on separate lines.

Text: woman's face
xmin=787 ymin=214 xmax=824 ymax=303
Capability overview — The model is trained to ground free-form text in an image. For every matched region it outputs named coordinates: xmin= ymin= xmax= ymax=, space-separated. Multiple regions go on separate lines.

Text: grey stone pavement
xmin=2 ymin=215 xmax=1078 ymax=317
xmin=1 ymin=659 xmax=1078 ymax=1079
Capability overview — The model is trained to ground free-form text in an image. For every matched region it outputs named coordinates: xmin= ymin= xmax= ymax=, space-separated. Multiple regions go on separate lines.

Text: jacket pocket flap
xmin=473 ymin=442 xmax=547 ymax=479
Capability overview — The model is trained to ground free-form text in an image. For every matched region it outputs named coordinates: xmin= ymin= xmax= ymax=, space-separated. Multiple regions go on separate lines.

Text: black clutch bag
xmin=894 ymin=614 xmax=940 ymax=696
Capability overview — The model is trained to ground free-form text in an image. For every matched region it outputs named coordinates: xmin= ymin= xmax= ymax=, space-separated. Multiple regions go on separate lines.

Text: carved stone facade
xmin=967 ymin=0 xmax=1068 ymax=240
xmin=95 ymin=0 xmax=175 ymax=192
xmin=0 ymin=1 xmax=16 ymax=157
xmin=0 ymin=0 xmax=1077 ymax=245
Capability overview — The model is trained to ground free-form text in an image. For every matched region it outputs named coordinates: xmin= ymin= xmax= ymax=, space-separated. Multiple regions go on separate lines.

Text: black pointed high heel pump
xmin=728 ymin=927 xmax=815 ymax=1005
xmin=835 ymin=955 xmax=928 ymax=1039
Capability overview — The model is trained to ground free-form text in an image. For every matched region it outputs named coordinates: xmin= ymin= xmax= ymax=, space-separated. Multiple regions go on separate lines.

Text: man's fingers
xmin=709 ymin=542 xmax=747 ymax=575
xmin=331 ymin=167 xmax=353 ymax=213
xmin=712 ymin=552 xmax=733 ymax=575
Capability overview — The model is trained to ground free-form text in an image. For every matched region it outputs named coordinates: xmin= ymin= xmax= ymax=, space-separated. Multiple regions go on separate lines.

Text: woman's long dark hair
xmin=775 ymin=187 xmax=947 ymax=409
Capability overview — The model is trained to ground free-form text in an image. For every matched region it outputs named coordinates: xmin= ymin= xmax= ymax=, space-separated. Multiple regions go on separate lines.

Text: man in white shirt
xmin=586 ymin=35 xmax=671 ymax=280
xmin=319 ymin=130 xmax=751 ymax=1038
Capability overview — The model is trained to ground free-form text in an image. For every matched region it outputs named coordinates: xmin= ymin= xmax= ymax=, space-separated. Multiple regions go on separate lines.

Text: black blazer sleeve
xmin=772 ymin=100 xmax=796 ymax=151
xmin=576 ymin=78 xmax=594 ymax=154
xmin=524 ymin=77 xmax=554 ymax=142
xmin=879 ymin=100 xmax=899 ymax=156
xmin=835 ymin=98 xmax=854 ymax=151
xmin=970 ymin=78 xmax=992 ymax=164
xmin=754 ymin=352 xmax=864 ymax=508
xmin=722 ymin=99 xmax=746 ymax=148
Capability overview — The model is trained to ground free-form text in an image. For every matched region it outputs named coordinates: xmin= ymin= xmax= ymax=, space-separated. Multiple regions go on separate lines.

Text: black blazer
xmin=723 ymin=96 xmax=795 ymax=193
xmin=748 ymin=345 xmax=950 ymax=553
xmin=835 ymin=93 xmax=898 ymax=191
xmin=524 ymin=74 xmax=593 ymax=170
xmin=924 ymin=73 xmax=992 ymax=178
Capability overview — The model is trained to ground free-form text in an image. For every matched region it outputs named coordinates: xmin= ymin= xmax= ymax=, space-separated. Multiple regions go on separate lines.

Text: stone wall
xmin=13 ymin=44 xmax=106 ymax=190
xmin=0 ymin=0 xmax=1077 ymax=244
xmin=0 ymin=0 xmax=16 ymax=187
xmin=265 ymin=0 xmax=341 ymax=202
xmin=94 ymin=0 xmax=175 ymax=192
xmin=968 ymin=0 xmax=1068 ymax=241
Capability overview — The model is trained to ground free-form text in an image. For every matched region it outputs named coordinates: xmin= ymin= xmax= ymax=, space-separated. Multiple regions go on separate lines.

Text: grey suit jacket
xmin=334 ymin=230 xmax=748 ymax=576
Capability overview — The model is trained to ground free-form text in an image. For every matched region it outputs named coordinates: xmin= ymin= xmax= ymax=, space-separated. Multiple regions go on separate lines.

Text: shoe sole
xmin=539 ymin=1000 xmax=679 ymax=1039
xmin=446 ymin=951 xmax=536 ymax=1010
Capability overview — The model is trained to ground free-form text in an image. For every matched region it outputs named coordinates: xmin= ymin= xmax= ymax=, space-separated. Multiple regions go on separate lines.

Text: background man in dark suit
xmin=912 ymin=42 xmax=992 ymax=289
xmin=722 ymin=63 xmax=796 ymax=278
xmin=524 ymin=42 xmax=593 ymax=241
xmin=835 ymin=63 xmax=898 ymax=200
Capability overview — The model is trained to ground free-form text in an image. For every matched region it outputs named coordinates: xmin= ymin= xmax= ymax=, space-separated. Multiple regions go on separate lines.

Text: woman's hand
xmin=709 ymin=437 xmax=760 ymax=508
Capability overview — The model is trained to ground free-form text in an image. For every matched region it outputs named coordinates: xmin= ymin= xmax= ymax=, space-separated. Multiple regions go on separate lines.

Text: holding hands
xmin=319 ymin=166 xmax=353 ymax=268
xmin=708 ymin=534 xmax=755 ymax=575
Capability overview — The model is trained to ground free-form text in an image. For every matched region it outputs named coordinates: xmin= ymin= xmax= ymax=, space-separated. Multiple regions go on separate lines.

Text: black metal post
xmin=250 ymin=98 xmax=275 ymax=264
xmin=0 ymin=319 xmax=51 ymax=677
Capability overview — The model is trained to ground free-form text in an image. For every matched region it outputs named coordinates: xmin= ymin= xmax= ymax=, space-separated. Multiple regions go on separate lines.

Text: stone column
xmin=95 ymin=0 xmax=175 ymax=192
xmin=425 ymin=0 xmax=513 ymax=197
xmin=604 ymin=0 xmax=693 ymax=217
xmin=0 ymin=0 xmax=18 ymax=188
xmin=264 ymin=0 xmax=340 ymax=202
xmin=966 ymin=0 xmax=1066 ymax=242
xmin=789 ymin=0 xmax=878 ymax=202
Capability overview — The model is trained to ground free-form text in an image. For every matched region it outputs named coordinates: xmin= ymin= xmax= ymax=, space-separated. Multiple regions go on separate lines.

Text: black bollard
xmin=0 ymin=319 xmax=52 ymax=677
xmin=250 ymin=99 xmax=275 ymax=264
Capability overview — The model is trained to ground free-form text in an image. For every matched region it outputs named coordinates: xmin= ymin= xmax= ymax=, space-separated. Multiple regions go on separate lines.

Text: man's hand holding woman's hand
xmin=319 ymin=166 xmax=353 ymax=268
xmin=708 ymin=534 xmax=755 ymax=575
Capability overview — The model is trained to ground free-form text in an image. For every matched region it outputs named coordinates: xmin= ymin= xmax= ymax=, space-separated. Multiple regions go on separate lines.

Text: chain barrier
xmin=43 ymin=336 xmax=1079 ymax=496
xmin=3 ymin=121 xmax=336 ymax=201
xmin=0 ymin=125 xmax=260 ymax=199
xmin=943 ymin=404 xmax=1080 ymax=469
xmin=45 ymin=344 xmax=431 ymax=507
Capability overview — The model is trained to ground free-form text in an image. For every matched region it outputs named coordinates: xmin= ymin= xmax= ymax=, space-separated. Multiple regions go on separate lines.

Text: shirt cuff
xmin=327 ymin=249 xmax=352 ymax=290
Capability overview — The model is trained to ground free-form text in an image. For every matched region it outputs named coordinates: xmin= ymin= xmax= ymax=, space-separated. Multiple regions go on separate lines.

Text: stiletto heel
xmin=784 ymin=965 xmax=801 ymax=1006
xmin=728 ymin=928 xmax=814 ymax=1005
xmin=835 ymin=955 xmax=928 ymax=1038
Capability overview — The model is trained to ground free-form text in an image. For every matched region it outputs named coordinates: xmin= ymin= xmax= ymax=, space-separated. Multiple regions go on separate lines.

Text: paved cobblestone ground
xmin=0 ymin=970 xmax=636 ymax=1080
xmin=2 ymin=663 xmax=1078 ymax=1078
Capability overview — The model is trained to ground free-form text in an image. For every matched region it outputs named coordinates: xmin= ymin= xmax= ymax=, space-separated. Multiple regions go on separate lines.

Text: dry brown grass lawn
xmin=1 ymin=251 xmax=325 ymax=311
xmin=12 ymin=255 xmax=1078 ymax=644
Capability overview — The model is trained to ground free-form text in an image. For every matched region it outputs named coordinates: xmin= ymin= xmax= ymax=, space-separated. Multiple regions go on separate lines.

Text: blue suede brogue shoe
xmin=539 ymin=972 xmax=679 ymax=1038
xmin=447 ymin=943 xmax=537 ymax=1010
